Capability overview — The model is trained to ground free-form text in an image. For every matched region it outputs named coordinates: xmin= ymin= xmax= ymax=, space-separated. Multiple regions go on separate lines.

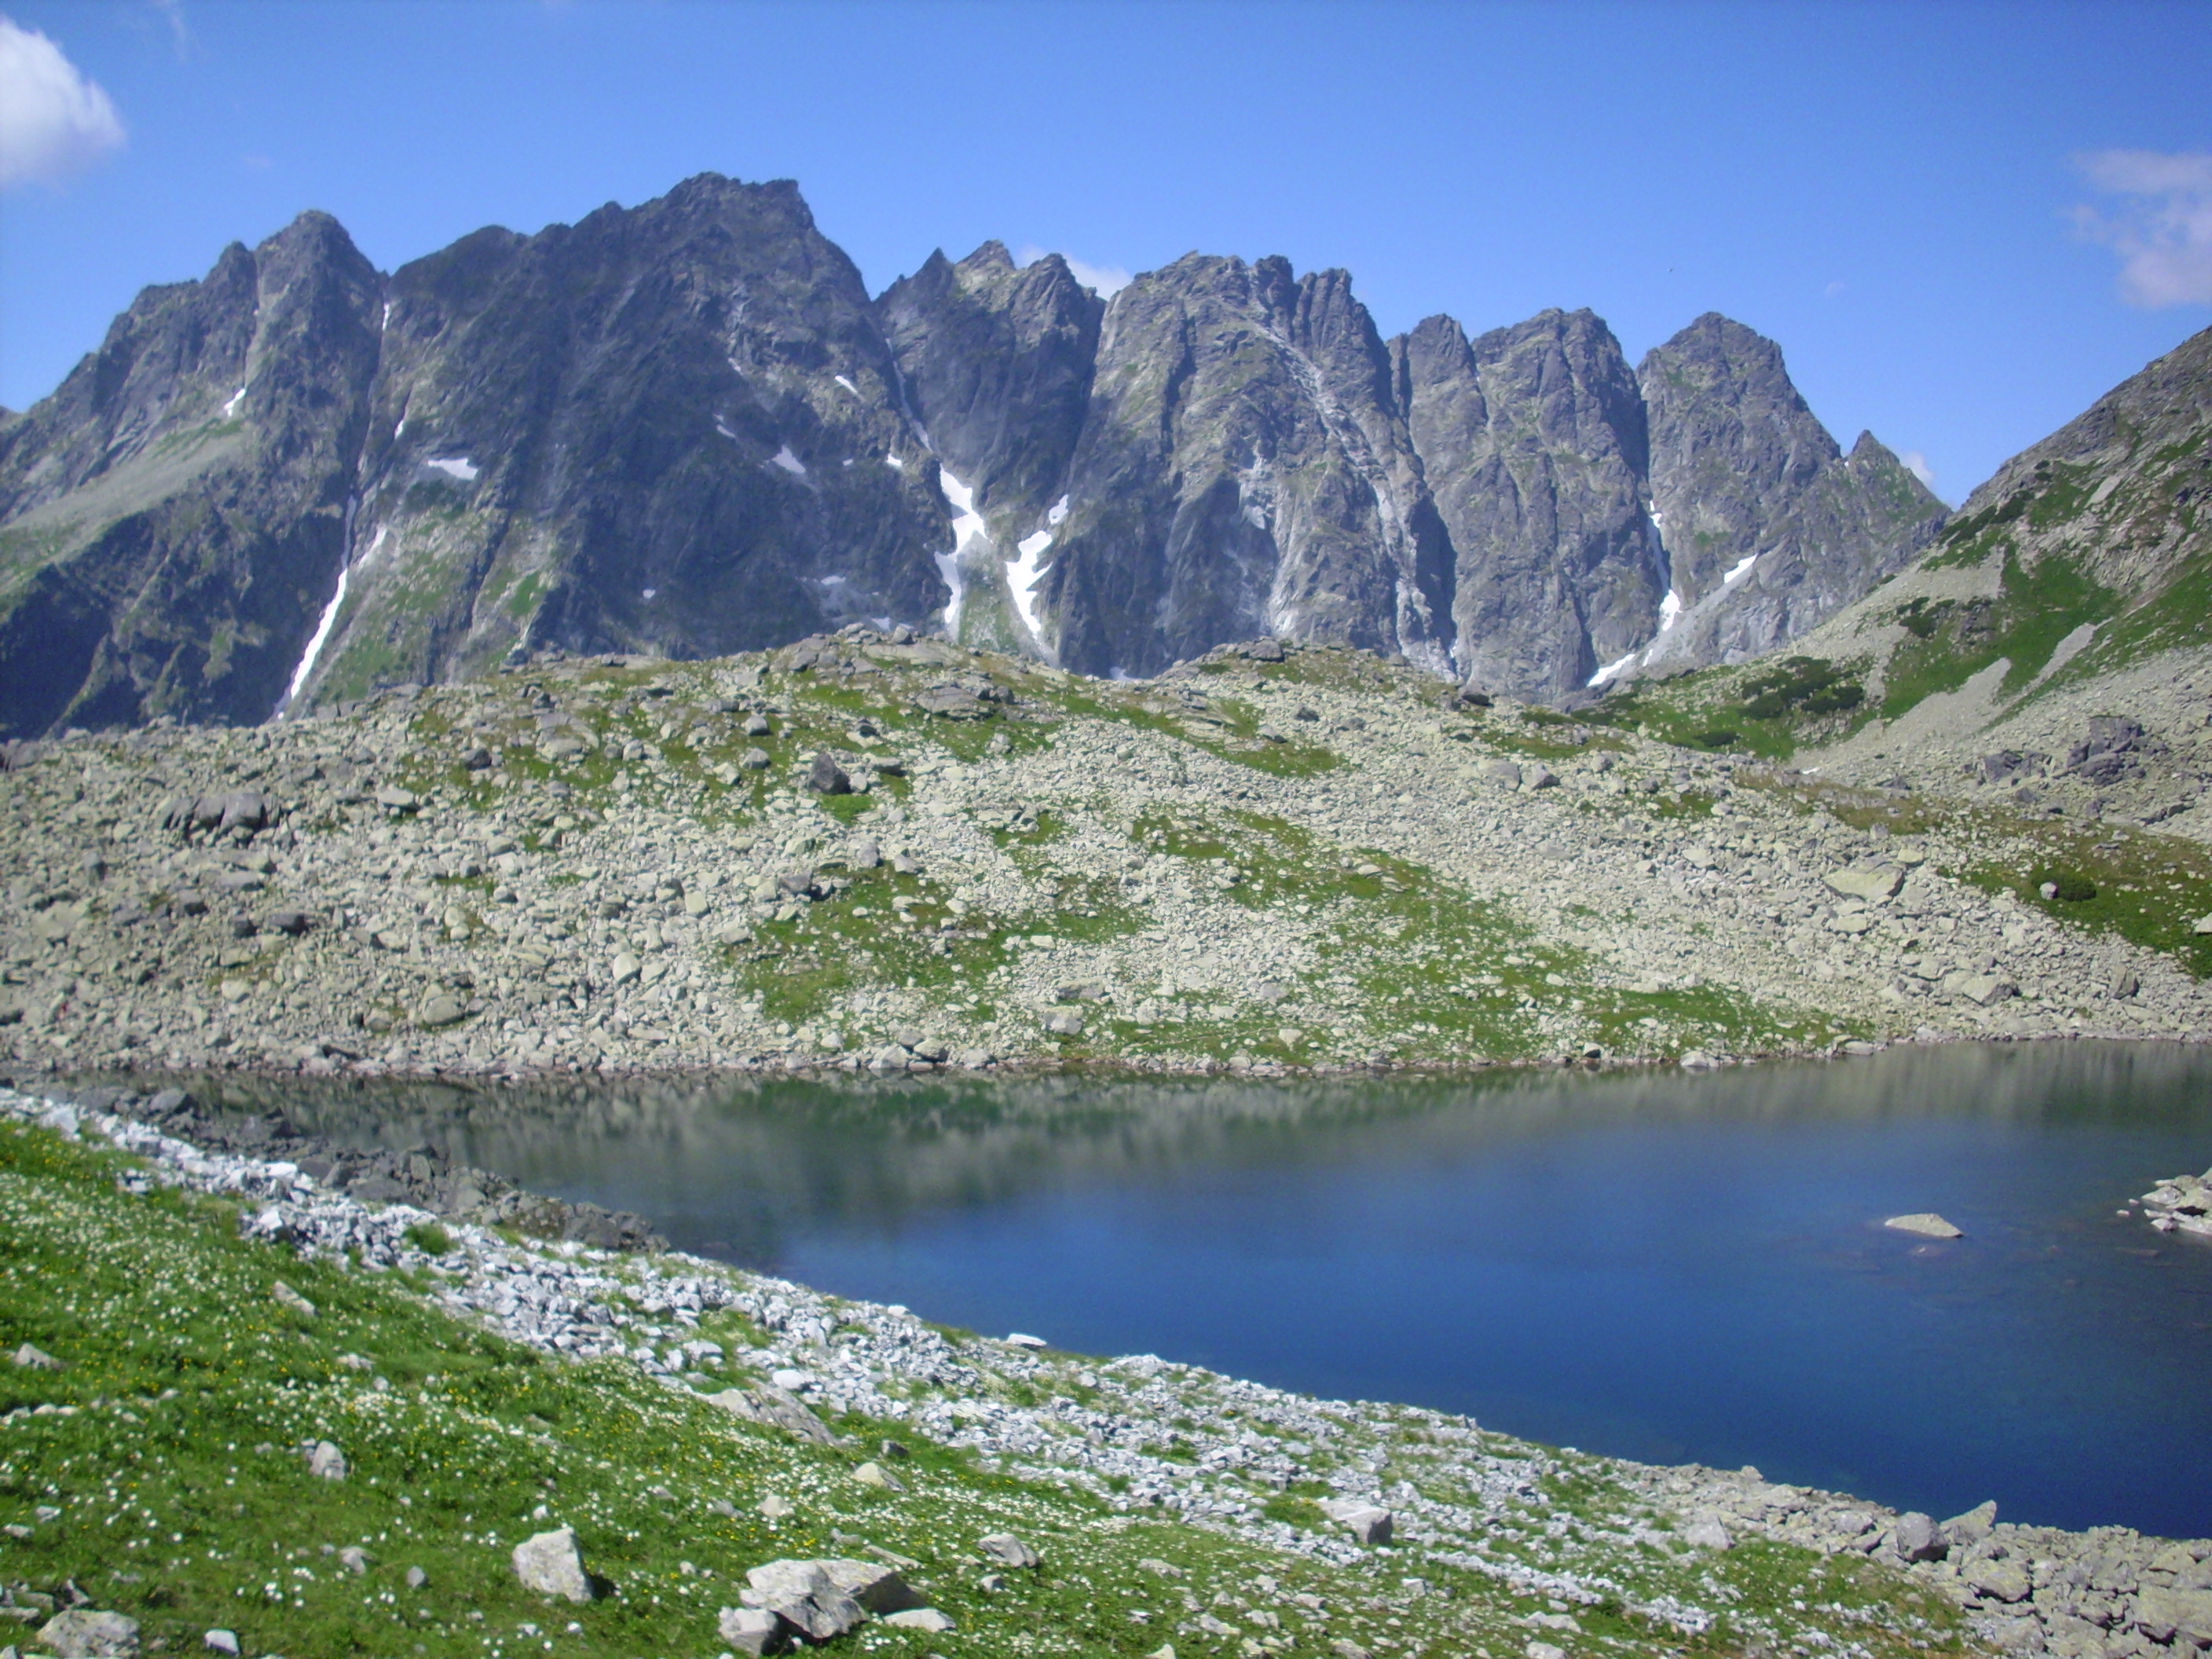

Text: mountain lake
xmin=169 ymin=1039 xmax=2212 ymax=1539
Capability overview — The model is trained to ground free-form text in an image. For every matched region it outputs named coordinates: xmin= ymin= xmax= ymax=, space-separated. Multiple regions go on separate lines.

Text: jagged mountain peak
xmin=0 ymin=182 xmax=1975 ymax=734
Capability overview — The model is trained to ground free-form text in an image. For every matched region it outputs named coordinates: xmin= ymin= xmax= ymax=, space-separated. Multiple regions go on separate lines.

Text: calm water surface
xmin=191 ymin=1042 xmax=2211 ymax=1537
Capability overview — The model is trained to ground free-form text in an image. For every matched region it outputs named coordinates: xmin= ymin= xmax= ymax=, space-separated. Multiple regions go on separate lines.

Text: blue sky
xmin=2 ymin=0 xmax=2207 ymax=503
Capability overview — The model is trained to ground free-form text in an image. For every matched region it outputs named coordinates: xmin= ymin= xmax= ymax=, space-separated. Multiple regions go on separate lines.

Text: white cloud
xmin=0 ymin=15 xmax=126 ymax=189
xmin=2071 ymin=148 xmax=2212 ymax=308
xmin=1823 ymin=279 xmax=1847 ymax=299
xmin=1014 ymin=244 xmax=1133 ymax=298
xmin=1899 ymin=449 xmax=1936 ymax=489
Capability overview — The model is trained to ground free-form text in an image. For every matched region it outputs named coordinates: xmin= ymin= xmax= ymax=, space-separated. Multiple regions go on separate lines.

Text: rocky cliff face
xmin=1629 ymin=313 xmax=1945 ymax=678
xmin=876 ymin=242 xmax=1102 ymax=653
xmin=324 ymin=174 xmax=947 ymax=707
xmin=1393 ymin=309 xmax=1664 ymax=700
xmin=0 ymin=211 xmax=383 ymax=735
xmin=1036 ymin=255 xmax=1455 ymax=679
xmin=0 ymin=178 xmax=1950 ymax=734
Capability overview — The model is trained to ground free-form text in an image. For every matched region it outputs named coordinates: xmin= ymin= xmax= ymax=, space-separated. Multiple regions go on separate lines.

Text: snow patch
xmin=275 ymin=507 xmax=362 ymax=717
xmin=1046 ymin=494 xmax=1070 ymax=526
xmin=935 ymin=467 xmax=991 ymax=636
xmin=221 ymin=386 xmax=247 ymax=419
xmin=714 ymin=415 xmax=739 ymax=441
xmin=1005 ymin=522 xmax=1054 ymax=644
xmin=1658 ymin=587 xmax=1683 ymax=633
xmin=834 ymin=375 xmax=859 ymax=396
xmin=1588 ymin=650 xmax=1640 ymax=688
xmin=427 ymin=456 xmax=478 ymax=482
xmin=771 ymin=445 xmax=808 ymax=476
xmin=1724 ymin=552 xmax=1759 ymax=584
xmin=886 ymin=454 xmax=906 ymax=471
xmin=643 ymin=588 xmax=658 ymax=601
xmin=1109 ymin=665 xmax=1136 ymax=682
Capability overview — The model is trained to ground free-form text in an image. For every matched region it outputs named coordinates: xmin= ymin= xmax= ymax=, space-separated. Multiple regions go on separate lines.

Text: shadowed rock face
xmin=330 ymin=174 xmax=947 ymax=702
xmin=1394 ymin=309 xmax=1664 ymax=700
xmin=1041 ymin=255 xmax=1455 ymax=679
xmin=1633 ymin=313 xmax=1945 ymax=675
xmin=0 ymin=211 xmax=384 ymax=735
xmin=877 ymin=241 xmax=1102 ymax=521
xmin=0 ymin=180 xmax=1950 ymax=736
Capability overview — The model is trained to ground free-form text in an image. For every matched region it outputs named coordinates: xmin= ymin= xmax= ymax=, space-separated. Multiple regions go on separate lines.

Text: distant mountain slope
xmin=1592 ymin=325 xmax=2212 ymax=833
xmin=0 ymin=211 xmax=383 ymax=734
xmin=0 ymin=174 xmax=1942 ymax=734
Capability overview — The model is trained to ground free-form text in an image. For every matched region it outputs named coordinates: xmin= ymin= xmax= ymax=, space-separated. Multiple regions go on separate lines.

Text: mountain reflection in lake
xmin=174 ymin=1041 xmax=2211 ymax=1538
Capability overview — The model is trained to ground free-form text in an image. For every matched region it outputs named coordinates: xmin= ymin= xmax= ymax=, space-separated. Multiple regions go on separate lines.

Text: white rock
xmin=884 ymin=1608 xmax=957 ymax=1632
xmin=512 ymin=1525 xmax=595 ymax=1602
xmin=717 ymin=1605 xmax=782 ymax=1656
xmin=1884 ymin=1213 xmax=1964 ymax=1239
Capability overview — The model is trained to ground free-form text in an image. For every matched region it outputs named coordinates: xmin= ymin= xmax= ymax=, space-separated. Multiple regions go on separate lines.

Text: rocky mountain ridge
xmin=0 ymin=174 xmax=1940 ymax=735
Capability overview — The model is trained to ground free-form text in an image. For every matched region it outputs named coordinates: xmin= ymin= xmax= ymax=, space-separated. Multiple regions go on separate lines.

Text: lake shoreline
xmin=24 ymin=1023 xmax=2212 ymax=1093
xmin=9 ymin=1075 xmax=2210 ymax=1659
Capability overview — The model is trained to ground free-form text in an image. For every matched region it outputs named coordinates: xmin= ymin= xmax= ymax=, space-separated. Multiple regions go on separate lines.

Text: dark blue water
xmin=236 ymin=1042 xmax=2212 ymax=1538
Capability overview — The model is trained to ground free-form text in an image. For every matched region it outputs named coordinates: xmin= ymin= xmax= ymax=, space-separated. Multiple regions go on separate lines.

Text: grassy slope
xmin=0 ymin=1117 xmax=1977 ymax=1659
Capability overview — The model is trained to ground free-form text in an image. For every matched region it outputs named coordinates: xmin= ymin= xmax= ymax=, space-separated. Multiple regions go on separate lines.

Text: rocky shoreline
xmin=10 ymin=1078 xmax=2210 ymax=1659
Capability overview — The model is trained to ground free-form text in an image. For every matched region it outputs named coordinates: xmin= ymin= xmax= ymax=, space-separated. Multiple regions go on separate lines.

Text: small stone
xmin=1884 ymin=1212 xmax=1964 ymax=1239
xmin=512 ymin=1525 xmax=596 ymax=1602
xmin=12 ymin=1342 xmax=62 ymax=1370
xmin=611 ymin=951 xmax=642 ymax=984
xmin=1892 ymin=1511 xmax=1943 ymax=1562
xmin=1005 ymin=1331 xmax=1048 ymax=1350
xmin=338 ymin=1544 xmax=371 ymax=1576
xmin=1681 ymin=1518 xmax=1732 ymax=1550
xmin=273 ymin=1280 xmax=317 ymax=1319
xmin=415 ymin=992 xmax=467 ymax=1028
xmin=758 ymin=1494 xmax=796 ymax=1518
xmin=1044 ymin=1009 xmax=1085 ymax=1037
xmin=853 ymin=1460 xmax=904 ymax=1491
xmin=203 ymin=1632 xmax=240 ymax=1656
xmin=405 ymin=1565 xmax=429 ymax=1589
xmin=884 ymin=1608 xmax=957 ymax=1632
xmin=976 ymin=1532 xmax=1041 ymax=1569
xmin=1525 ymin=1643 xmax=1566 ymax=1659
xmin=717 ymin=1605 xmax=782 ymax=1656
xmin=807 ymin=753 xmax=852 ymax=795
xmin=306 ymin=1439 xmax=347 ymax=1480
xmin=2193 ymin=914 xmax=2212 ymax=936
xmin=34 ymin=1610 xmax=141 ymax=1657
xmin=1317 ymin=1500 xmax=1393 ymax=1544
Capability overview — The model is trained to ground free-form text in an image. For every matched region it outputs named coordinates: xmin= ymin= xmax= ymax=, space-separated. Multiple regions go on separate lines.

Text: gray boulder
xmin=741 ymin=1559 xmax=866 ymax=1642
xmin=35 ymin=1610 xmax=141 ymax=1657
xmin=512 ymin=1525 xmax=596 ymax=1602
xmin=976 ymin=1531 xmax=1042 ymax=1568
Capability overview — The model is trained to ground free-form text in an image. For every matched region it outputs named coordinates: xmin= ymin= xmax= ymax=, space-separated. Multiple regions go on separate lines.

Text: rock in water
xmin=1884 ymin=1212 xmax=1964 ymax=1239
xmin=512 ymin=1525 xmax=596 ymax=1602
xmin=35 ymin=1610 xmax=141 ymax=1657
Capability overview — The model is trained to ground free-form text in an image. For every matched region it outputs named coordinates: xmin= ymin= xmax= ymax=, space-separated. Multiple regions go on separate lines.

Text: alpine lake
xmin=167 ymin=1040 xmax=2212 ymax=1541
